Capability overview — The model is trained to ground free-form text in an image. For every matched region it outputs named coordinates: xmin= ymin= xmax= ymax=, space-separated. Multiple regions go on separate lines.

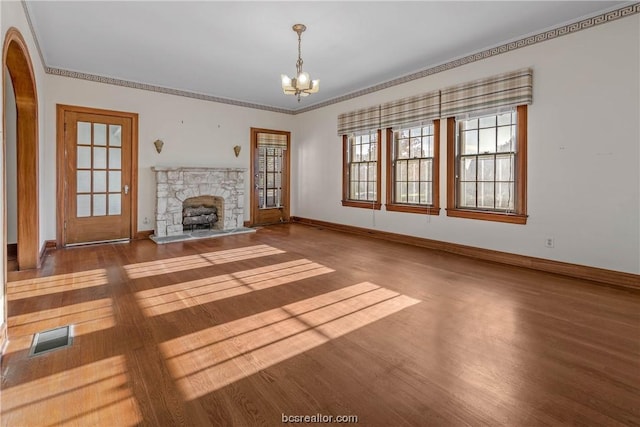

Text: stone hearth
xmin=152 ymin=167 xmax=246 ymax=237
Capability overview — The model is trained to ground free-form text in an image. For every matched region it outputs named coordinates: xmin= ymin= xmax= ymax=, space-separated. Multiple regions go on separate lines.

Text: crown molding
xmin=20 ymin=2 xmax=640 ymax=116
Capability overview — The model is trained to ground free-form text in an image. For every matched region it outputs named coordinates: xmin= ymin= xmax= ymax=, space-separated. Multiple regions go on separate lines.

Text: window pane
xmin=478 ymin=157 xmax=495 ymax=181
xmin=350 ymin=182 xmax=357 ymax=199
xmin=397 ymin=139 xmax=410 ymax=159
xmin=77 ymin=122 xmax=92 ymax=145
xmin=496 ymin=182 xmax=515 ymax=210
xmin=367 ymin=182 xmax=376 ymax=200
xmin=369 ymin=142 xmax=377 ymax=161
xmin=407 ymin=182 xmax=419 ymax=204
xmin=359 ymin=163 xmax=368 ymax=181
xmin=497 ymin=126 xmax=514 ymax=152
xmin=461 ymin=130 xmax=478 ymax=154
xmin=109 ymin=125 xmax=122 ymax=146
xmin=408 ymin=160 xmax=419 ymax=181
xmin=352 ymin=144 xmax=361 ymax=162
xmin=410 ymin=138 xmax=421 ymax=158
xmin=93 ymin=194 xmax=106 ymax=216
xmin=108 ymin=171 xmax=121 ymax=192
xmin=460 ymin=182 xmax=476 ymax=208
xmin=460 ymin=118 xmax=478 ymax=131
xmin=479 ymin=128 xmax=496 ymax=153
xmin=361 ymin=144 xmax=370 ymax=162
xmin=409 ymin=127 xmax=422 ymax=137
xmin=93 ymin=171 xmax=106 ymax=192
xmin=94 ymin=123 xmax=107 ymax=146
xmin=420 ymin=182 xmax=432 ymax=205
xmin=460 ymin=157 xmax=476 ymax=181
xmin=350 ymin=164 xmax=359 ymax=181
xmin=497 ymin=112 xmax=512 ymax=126
xmin=77 ymin=195 xmax=91 ymax=217
xmin=368 ymin=163 xmax=376 ymax=181
xmin=397 ymin=161 xmax=407 ymax=181
xmin=396 ymin=182 xmax=407 ymax=203
xmin=478 ymin=182 xmax=495 ymax=208
xmin=77 ymin=146 xmax=91 ymax=168
xmin=496 ymin=155 xmax=514 ymax=181
xmin=422 ymin=136 xmax=433 ymax=158
xmin=420 ymin=159 xmax=432 ymax=181
xmin=369 ymin=132 xmax=378 ymax=143
xmin=77 ymin=171 xmax=91 ymax=193
xmin=109 ymin=148 xmax=121 ymax=169
xmin=422 ymin=125 xmax=433 ymax=136
xmin=267 ymin=173 xmax=274 ymax=188
xmin=479 ymin=116 xmax=496 ymax=128
xmin=94 ymin=147 xmax=107 ymax=169
xmin=361 ymin=134 xmax=370 ymax=144
xmin=358 ymin=182 xmax=367 ymax=200
xmin=108 ymin=194 xmax=121 ymax=215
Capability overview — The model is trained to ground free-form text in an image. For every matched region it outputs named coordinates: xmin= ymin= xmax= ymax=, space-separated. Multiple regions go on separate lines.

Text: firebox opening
xmin=182 ymin=196 xmax=224 ymax=231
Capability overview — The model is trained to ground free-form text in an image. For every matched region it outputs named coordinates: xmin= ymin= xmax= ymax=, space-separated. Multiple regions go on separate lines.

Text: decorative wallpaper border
xmin=21 ymin=1 xmax=640 ymax=115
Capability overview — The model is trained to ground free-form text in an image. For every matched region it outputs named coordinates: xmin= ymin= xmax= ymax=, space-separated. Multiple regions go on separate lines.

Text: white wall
xmin=44 ymin=76 xmax=294 ymax=235
xmin=292 ymin=15 xmax=640 ymax=275
xmin=4 ymin=69 xmax=17 ymax=244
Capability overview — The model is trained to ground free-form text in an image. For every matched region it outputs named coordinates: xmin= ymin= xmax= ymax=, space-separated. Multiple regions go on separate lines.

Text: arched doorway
xmin=3 ymin=27 xmax=39 ymax=270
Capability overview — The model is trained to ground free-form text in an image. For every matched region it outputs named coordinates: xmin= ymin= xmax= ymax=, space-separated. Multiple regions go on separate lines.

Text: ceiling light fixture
xmin=281 ymin=24 xmax=319 ymax=102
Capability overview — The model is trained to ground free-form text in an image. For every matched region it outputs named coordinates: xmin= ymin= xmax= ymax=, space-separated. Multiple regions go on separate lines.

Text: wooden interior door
xmin=62 ymin=109 xmax=133 ymax=245
xmin=250 ymin=128 xmax=290 ymax=226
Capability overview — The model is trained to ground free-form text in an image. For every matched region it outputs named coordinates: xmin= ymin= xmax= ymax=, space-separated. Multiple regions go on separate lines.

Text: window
xmin=386 ymin=120 xmax=440 ymax=214
xmin=447 ymin=105 xmax=527 ymax=224
xmin=342 ymin=130 xmax=382 ymax=209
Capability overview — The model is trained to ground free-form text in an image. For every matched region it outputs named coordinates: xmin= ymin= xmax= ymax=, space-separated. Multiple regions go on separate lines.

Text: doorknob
xmin=124 ymin=185 xmax=129 ymax=195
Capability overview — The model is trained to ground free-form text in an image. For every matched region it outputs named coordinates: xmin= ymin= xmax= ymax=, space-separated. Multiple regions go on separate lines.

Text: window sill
xmin=446 ymin=208 xmax=527 ymax=224
xmin=342 ymin=200 xmax=382 ymax=210
xmin=386 ymin=204 xmax=440 ymax=215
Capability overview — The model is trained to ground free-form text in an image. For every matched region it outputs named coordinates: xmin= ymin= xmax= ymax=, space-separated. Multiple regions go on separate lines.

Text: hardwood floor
xmin=1 ymin=223 xmax=639 ymax=426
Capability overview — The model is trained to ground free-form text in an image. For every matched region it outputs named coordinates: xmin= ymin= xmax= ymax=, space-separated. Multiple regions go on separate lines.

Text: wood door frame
xmin=3 ymin=27 xmax=40 ymax=270
xmin=249 ymin=127 xmax=291 ymax=226
xmin=56 ymin=104 xmax=139 ymax=247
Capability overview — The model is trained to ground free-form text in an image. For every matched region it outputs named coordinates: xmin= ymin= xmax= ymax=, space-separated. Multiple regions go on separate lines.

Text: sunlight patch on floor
xmin=160 ymin=282 xmax=420 ymax=400
xmin=1 ymin=356 xmax=142 ymax=427
xmin=135 ymin=259 xmax=334 ymax=316
xmin=123 ymin=245 xmax=284 ymax=279
xmin=8 ymin=298 xmax=115 ymax=337
xmin=7 ymin=269 xmax=108 ymax=300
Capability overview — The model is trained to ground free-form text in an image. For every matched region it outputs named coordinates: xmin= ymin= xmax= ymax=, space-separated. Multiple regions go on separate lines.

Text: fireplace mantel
xmin=152 ymin=166 xmax=246 ymax=237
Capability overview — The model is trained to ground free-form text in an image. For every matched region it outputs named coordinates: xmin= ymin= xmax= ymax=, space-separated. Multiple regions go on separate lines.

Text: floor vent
xmin=29 ymin=325 xmax=74 ymax=357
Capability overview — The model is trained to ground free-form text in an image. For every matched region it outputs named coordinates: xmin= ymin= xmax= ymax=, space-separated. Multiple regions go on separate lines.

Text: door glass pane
xmin=77 ymin=146 xmax=91 ymax=168
xmin=77 ymin=195 xmax=91 ymax=217
xmin=108 ymin=171 xmax=121 ymax=192
xmin=93 ymin=171 xmax=106 ymax=192
xmin=109 ymin=125 xmax=122 ymax=146
xmin=94 ymin=123 xmax=107 ymax=146
xmin=77 ymin=122 xmax=92 ymax=145
xmin=94 ymin=147 xmax=107 ymax=169
xmin=109 ymin=148 xmax=121 ymax=169
xmin=93 ymin=194 xmax=106 ymax=216
xmin=77 ymin=171 xmax=91 ymax=193
xmin=108 ymin=194 xmax=121 ymax=215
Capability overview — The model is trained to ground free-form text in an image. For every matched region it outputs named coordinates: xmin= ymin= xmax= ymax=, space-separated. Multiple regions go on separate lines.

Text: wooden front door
xmin=59 ymin=106 xmax=137 ymax=245
xmin=250 ymin=128 xmax=290 ymax=226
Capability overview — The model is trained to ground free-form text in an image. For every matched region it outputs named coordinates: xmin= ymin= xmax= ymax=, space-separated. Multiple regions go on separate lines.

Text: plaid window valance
xmin=337 ymin=105 xmax=381 ymax=136
xmin=257 ymin=132 xmax=288 ymax=148
xmin=441 ymin=68 xmax=532 ymax=118
xmin=380 ymin=90 xmax=440 ymax=129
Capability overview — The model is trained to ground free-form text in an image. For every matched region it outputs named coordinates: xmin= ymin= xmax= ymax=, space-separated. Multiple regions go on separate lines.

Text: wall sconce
xmin=153 ymin=139 xmax=164 ymax=154
xmin=233 ymin=145 xmax=241 ymax=157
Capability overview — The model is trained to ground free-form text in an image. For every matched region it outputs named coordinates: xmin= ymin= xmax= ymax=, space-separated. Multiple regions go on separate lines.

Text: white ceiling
xmin=25 ymin=1 xmax=629 ymax=112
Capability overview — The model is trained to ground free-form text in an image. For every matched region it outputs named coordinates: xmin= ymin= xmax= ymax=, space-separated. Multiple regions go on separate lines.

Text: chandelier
xmin=281 ymin=24 xmax=319 ymax=102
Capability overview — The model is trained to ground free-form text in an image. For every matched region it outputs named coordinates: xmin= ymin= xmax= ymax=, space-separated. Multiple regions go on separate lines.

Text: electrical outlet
xmin=143 ymin=217 xmax=149 ymax=225
xmin=545 ymin=237 xmax=555 ymax=248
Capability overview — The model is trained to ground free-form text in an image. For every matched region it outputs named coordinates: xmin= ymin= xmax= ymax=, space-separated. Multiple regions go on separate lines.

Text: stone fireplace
xmin=152 ymin=167 xmax=246 ymax=237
